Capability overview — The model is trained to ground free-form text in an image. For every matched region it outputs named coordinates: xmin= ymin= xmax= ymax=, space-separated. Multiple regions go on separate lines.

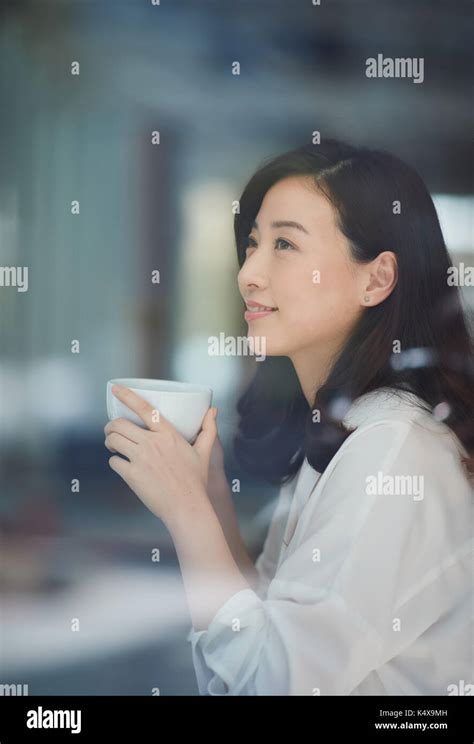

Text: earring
xmin=364 ymin=295 xmax=370 ymax=303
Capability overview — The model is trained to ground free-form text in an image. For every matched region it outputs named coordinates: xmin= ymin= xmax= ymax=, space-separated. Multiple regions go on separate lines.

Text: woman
xmin=104 ymin=140 xmax=473 ymax=695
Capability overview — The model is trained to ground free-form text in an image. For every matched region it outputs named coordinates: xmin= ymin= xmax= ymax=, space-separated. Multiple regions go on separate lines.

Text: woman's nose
xmin=238 ymin=248 xmax=270 ymax=289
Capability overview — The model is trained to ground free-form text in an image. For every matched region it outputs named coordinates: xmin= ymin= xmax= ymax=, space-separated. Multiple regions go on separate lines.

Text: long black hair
xmin=233 ymin=140 xmax=474 ymax=485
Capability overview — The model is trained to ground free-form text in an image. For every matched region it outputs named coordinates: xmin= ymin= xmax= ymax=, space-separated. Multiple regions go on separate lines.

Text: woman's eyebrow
xmin=251 ymin=219 xmax=310 ymax=235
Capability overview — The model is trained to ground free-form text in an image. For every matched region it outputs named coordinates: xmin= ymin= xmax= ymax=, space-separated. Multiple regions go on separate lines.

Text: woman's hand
xmin=208 ymin=433 xmax=228 ymax=498
xmin=104 ymin=385 xmax=218 ymax=527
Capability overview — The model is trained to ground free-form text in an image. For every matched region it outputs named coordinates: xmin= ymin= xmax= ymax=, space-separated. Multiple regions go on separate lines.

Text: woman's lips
xmin=244 ymin=308 xmax=278 ymax=321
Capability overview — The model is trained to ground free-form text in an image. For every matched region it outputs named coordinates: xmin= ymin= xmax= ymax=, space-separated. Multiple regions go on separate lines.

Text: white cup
xmin=106 ymin=378 xmax=213 ymax=444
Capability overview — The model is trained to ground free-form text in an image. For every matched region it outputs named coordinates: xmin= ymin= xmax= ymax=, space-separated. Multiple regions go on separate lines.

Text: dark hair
xmin=232 ymin=139 xmax=474 ymax=485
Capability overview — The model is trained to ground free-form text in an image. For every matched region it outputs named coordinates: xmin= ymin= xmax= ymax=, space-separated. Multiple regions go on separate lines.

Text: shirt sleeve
xmin=187 ymin=419 xmax=473 ymax=695
xmin=186 ymin=483 xmax=293 ymax=694
xmin=253 ymin=479 xmax=296 ymax=600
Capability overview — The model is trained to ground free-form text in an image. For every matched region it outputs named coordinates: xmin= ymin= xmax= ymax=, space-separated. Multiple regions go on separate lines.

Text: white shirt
xmin=186 ymin=387 xmax=473 ymax=695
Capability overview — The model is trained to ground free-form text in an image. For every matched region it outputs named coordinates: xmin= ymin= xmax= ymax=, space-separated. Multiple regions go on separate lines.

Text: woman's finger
xmin=105 ymin=432 xmax=137 ymax=460
xmin=104 ymin=417 xmax=147 ymax=443
xmin=108 ymin=454 xmax=134 ymax=484
xmin=111 ymin=385 xmax=173 ymax=433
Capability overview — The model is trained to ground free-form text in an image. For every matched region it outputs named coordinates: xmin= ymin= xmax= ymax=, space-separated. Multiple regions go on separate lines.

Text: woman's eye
xmin=245 ymin=236 xmax=294 ymax=252
xmin=275 ymin=238 xmax=294 ymax=251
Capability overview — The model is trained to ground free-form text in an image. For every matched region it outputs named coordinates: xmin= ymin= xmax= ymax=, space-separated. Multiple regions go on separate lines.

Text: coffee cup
xmin=106 ymin=378 xmax=213 ymax=443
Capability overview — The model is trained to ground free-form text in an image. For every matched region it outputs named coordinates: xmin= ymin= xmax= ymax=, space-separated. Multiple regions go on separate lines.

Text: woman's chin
xmin=246 ymin=334 xmax=286 ymax=359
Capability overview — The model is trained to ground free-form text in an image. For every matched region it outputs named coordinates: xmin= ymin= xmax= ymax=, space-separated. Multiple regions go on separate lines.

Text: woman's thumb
xmin=193 ymin=406 xmax=218 ymax=464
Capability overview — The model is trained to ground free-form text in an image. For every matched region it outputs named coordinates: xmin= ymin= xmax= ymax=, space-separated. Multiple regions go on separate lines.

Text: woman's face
xmin=237 ymin=175 xmax=365 ymax=360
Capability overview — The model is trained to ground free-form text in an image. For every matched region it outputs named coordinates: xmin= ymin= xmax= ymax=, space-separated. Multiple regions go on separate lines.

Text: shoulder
xmin=336 ymin=386 xmax=471 ymax=480
xmin=280 ymin=391 xmax=472 ymax=615
xmin=305 ymin=388 xmax=472 ymax=546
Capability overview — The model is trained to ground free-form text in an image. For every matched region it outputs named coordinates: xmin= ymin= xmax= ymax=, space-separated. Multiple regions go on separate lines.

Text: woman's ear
xmin=360 ymin=251 xmax=398 ymax=307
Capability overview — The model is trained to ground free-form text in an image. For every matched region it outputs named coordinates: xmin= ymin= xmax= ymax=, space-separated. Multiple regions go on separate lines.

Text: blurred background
xmin=0 ymin=0 xmax=472 ymax=694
